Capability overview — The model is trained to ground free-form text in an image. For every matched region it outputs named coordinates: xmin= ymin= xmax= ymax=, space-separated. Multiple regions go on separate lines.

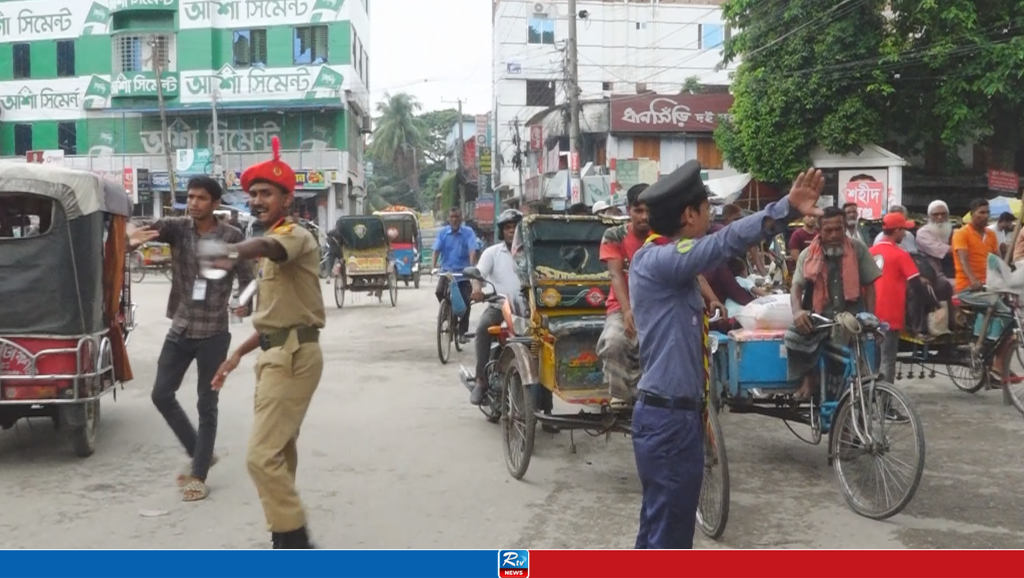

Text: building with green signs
xmin=0 ymin=0 xmax=371 ymax=224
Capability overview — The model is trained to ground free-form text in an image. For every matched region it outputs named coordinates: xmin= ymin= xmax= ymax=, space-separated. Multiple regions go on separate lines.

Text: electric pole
xmin=443 ymin=98 xmax=466 ymax=212
xmin=149 ymin=36 xmax=176 ymax=215
xmin=211 ymin=90 xmax=222 ymax=182
xmin=567 ymin=0 xmax=581 ymax=206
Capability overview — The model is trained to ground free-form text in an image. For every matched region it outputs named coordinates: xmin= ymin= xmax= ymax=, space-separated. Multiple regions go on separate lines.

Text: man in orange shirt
xmin=953 ymin=198 xmax=1015 ymax=383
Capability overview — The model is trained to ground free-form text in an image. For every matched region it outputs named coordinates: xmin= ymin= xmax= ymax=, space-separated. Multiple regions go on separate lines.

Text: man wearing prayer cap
xmin=627 ymin=159 xmax=825 ymax=549
xmin=205 ymin=136 xmax=326 ymax=549
xmin=916 ymin=200 xmax=954 ymax=301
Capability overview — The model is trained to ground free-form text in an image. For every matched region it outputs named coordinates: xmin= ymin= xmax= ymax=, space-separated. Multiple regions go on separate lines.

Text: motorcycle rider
xmin=469 ymin=209 xmax=524 ymax=405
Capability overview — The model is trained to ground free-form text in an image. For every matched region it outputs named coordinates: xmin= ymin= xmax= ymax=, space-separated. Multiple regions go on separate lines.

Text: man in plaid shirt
xmin=129 ymin=176 xmax=254 ymax=502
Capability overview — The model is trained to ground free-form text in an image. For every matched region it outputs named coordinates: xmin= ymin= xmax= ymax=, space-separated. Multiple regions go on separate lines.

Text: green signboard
xmin=111 ymin=72 xmax=180 ymax=98
xmin=111 ymin=0 xmax=178 ymax=12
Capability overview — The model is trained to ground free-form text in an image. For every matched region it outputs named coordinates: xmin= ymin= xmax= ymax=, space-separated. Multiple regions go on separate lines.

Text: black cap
xmin=638 ymin=160 xmax=707 ymax=207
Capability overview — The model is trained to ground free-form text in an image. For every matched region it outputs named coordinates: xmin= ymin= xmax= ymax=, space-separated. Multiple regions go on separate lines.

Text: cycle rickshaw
xmin=331 ymin=215 xmax=398 ymax=308
xmin=376 ymin=209 xmax=423 ymax=288
xmin=0 ymin=163 xmax=137 ymax=457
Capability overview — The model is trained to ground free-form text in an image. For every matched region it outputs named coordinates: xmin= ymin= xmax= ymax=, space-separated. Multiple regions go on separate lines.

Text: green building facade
xmin=0 ymin=0 xmax=371 ymax=218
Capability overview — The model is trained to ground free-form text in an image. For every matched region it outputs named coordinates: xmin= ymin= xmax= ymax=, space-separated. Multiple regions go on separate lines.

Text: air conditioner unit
xmin=532 ymin=2 xmax=548 ymax=15
xmin=361 ymin=116 xmax=372 ymax=134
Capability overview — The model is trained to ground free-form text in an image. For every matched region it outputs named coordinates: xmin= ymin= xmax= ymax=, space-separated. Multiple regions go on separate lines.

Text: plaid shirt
xmin=152 ymin=217 xmax=254 ymax=339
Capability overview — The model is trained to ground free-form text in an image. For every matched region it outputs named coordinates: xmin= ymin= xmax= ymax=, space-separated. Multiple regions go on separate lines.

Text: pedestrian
xmin=628 ymin=160 xmax=824 ymax=549
xmin=206 ymin=137 xmax=326 ymax=549
xmin=126 ymin=176 xmax=253 ymax=502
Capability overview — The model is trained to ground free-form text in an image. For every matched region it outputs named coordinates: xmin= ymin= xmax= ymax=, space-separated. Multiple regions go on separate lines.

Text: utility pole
xmin=442 ymin=98 xmax=466 ymax=213
xmin=149 ymin=36 xmax=176 ymax=215
xmin=211 ymin=90 xmax=222 ymax=182
xmin=567 ymin=0 xmax=582 ymax=207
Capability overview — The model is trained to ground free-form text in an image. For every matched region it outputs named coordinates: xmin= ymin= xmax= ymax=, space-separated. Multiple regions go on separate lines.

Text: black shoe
xmin=470 ymin=383 xmax=487 ymax=405
xmin=279 ymin=526 xmax=316 ymax=549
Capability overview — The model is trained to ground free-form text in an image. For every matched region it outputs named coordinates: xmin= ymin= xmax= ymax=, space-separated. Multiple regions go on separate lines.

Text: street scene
xmin=0 ymin=279 xmax=1022 ymax=549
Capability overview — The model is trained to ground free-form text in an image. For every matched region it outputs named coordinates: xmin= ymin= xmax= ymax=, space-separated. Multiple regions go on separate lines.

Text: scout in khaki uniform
xmin=207 ymin=137 xmax=326 ymax=549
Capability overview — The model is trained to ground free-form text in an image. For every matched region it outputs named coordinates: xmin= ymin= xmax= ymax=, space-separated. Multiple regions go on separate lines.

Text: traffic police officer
xmin=628 ymin=160 xmax=824 ymax=549
xmin=208 ymin=137 xmax=326 ymax=549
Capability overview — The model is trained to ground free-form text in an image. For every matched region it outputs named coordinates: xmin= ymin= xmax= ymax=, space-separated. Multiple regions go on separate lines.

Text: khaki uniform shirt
xmin=253 ymin=217 xmax=326 ymax=333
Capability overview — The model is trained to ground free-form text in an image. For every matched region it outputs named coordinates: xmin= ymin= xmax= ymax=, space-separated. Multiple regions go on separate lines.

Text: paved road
xmin=1 ymin=279 xmax=1022 ymax=549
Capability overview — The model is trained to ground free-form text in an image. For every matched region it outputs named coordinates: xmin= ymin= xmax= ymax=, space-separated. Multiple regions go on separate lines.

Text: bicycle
xmin=436 ymin=271 xmax=472 ymax=364
xmin=129 ymin=245 xmax=173 ymax=283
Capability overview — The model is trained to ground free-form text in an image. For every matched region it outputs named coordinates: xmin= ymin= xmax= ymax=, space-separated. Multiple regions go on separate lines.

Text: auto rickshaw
xmin=331 ymin=215 xmax=398 ymax=308
xmin=375 ymin=210 xmax=422 ymax=288
xmin=0 ymin=163 xmax=136 ymax=457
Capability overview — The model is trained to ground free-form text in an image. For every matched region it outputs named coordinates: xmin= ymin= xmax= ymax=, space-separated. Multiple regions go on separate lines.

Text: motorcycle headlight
xmin=512 ymin=316 xmax=531 ymax=336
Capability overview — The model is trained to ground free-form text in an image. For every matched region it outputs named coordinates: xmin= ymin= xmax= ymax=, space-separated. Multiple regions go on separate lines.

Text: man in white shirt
xmin=873 ymin=205 xmax=918 ymax=253
xmin=988 ymin=211 xmax=1014 ymax=255
xmin=469 ymin=209 xmax=524 ymax=405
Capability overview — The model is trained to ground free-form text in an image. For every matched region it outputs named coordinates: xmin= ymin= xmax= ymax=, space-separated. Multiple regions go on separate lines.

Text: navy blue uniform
xmin=628 ymin=197 xmax=792 ymax=549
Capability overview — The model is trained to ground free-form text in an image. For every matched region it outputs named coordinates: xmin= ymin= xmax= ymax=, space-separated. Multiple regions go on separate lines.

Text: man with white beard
xmin=916 ymin=200 xmax=954 ymax=302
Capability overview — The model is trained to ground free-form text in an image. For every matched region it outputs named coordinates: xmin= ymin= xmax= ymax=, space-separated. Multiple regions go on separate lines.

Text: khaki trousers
xmin=247 ymin=341 xmax=323 ymax=533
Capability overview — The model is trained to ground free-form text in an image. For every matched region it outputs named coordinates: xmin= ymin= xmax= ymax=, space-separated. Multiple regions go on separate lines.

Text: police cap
xmin=637 ymin=160 xmax=707 ymax=207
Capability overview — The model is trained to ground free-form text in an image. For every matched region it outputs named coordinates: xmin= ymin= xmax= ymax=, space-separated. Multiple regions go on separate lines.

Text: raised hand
xmin=788 ymin=169 xmax=825 ymax=217
xmin=127 ymin=225 xmax=159 ymax=248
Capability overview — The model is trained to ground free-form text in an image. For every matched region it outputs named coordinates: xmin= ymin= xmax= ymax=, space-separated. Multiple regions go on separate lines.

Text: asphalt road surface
xmin=1 ymin=278 xmax=1022 ymax=549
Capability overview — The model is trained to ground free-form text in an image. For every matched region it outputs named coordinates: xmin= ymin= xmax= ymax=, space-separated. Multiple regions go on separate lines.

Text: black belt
xmin=259 ymin=326 xmax=320 ymax=351
xmin=637 ymin=391 xmax=700 ymax=412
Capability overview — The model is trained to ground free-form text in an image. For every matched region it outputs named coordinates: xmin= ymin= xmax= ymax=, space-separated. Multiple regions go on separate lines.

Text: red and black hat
xmin=240 ymin=136 xmax=295 ymax=194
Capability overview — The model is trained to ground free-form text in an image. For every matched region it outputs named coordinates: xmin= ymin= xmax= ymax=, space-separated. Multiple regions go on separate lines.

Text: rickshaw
xmin=375 ymin=210 xmax=422 ymax=288
xmin=472 ymin=214 xmax=730 ymax=539
xmin=331 ymin=215 xmax=398 ymax=309
xmin=0 ymin=163 xmax=136 ymax=457
xmin=129 ymin=240 xmax=173 ymax=282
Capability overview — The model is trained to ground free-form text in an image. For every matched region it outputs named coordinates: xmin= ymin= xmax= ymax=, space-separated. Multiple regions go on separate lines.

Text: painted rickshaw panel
xmin=335 ymin=215 xmax=394 ymax=279
xmin=375 ymin=211 xmax=420 ymax=278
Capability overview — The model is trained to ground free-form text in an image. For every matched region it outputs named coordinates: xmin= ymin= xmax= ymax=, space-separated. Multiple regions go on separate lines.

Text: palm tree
xmin=368 ymin=92 xmax=428 ymax=190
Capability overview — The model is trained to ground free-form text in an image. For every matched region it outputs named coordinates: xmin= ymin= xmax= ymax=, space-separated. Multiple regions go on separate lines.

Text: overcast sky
xmin=369 ymin=0 xmax=493 ymax=116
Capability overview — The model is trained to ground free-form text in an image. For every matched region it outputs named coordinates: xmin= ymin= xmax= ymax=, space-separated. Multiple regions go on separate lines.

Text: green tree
xmin=368 ymin=92 xmax=428 ymax=191
xmin=715 ymin=0 xmax=891 ymax=182
xmin=884 ymin=1 xmax=1024 ymax=171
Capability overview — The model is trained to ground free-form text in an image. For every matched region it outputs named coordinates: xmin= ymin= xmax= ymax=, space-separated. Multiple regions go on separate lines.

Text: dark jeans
xmin=475 ymin=306 xmax=505 ymax=380
xmin=152 ymin=330 xmax=232 ymax=480
xmin=435 ymin=277 xmax=473 ymax=334
xmin=632 ymin=399 xmax=704 ymax=549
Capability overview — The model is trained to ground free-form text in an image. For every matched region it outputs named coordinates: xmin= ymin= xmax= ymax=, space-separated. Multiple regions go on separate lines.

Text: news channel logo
xmin=497 ymin=549 xmax=529 ymax=578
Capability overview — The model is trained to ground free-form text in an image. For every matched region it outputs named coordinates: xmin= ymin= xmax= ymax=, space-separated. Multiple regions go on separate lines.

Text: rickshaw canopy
xmin=335 ymin=215 xmax=390 ymax=251
xmin=0 ymin=162 xmax=133 ymax=219
xmin=513 ymin=215 xmax=614 ymax=284
xmin=375 ymin=210 xmax=420 ymax=245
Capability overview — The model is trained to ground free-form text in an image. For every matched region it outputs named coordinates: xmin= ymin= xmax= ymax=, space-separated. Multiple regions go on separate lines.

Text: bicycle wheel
xmin=129 ymin=252 xmax=145 ymax=283
xmin=502 ymin=366 xmax=536 ymax=480
xmin=831 ymin=380 xmax=925 ymax=520
xmin=453 ymin=313 xmax=464 ymax=352
xmin=946 ymin=344 xmax=986 ymax=393
xmin=436 ymin=300 xmax=453 ymax=364
xmin=1008 ymin=341 xmax=1024 ymax=416
xmin=696 ymin=408 xmax=729 ymax=540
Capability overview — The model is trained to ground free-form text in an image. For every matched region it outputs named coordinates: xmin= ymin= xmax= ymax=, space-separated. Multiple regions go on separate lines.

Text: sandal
xmin=176 ymin=454 xmax=219 ymax=488
xmin=181 ymin=477 xmax=209 ymax=502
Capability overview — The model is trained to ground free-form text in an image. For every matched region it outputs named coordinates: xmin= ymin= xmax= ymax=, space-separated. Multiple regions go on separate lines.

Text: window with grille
xmin=112 ymin=33 xmax=175 ymax=73
xmin=14 ymin=124 xmax=32 ymax=157
xmin=57 ymin=41 xmax=75 ymax=77
xmin=58 ymin=122 xmax=77 ymax=156
xmin=13 ymin=44 xmax=30 ymax=79
xmin=294 ymin=26 xmax=329 ymax=65
xmin=233 ymin=29 xmax=267 ymax=67
xmin=525 ymin=80 xmax=555 ymax=107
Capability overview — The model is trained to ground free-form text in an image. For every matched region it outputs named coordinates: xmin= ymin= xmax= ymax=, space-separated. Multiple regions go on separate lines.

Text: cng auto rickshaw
xmin=331 ymin=215 xmax=399 ymax=308
xmin=375 ymin=210 xmax=422 ymax=288
xmin=0 ymin=163 xmax=137 ymax=457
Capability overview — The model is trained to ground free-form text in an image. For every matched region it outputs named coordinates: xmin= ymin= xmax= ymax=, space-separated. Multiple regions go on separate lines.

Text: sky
xmin=369 ymin=0 xmax=493 ymax=116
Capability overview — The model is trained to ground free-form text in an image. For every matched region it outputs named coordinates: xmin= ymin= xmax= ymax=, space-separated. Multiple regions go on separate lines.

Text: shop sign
xmin=0 ymin=0 xmax=111 ymax=43
xmin=180 ymin=0 xmax=345 ymax=29
xmin=181 ymin=64 xmax=344 ymax=104
xmin=112 ymin=0 xmax=177 ymax=11
xmin=988 ymin=169 xmax=1019 ymax=193
xmin=0 ymin=75 xmax=111 ymax=121
xmin=610 ymin=93 xmax=733 ymax=133
xmin=111 ymin=72 xmax=180 ymax=98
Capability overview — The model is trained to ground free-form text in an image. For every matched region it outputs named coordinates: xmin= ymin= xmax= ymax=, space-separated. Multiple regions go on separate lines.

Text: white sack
xmin=735 ymin=294 xmax=794 ymax=331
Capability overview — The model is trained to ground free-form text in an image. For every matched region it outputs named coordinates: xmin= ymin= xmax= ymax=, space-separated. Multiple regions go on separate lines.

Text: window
xmin=14 ymin=124 xmax=32 ymax=157
xmin=602 ymin=81 xmax=614 ymax=91
xmin=233 ymin=29 xmax=267 ymax=67
xmin=699 ymin=23 xmax=725 ymax=50
xmin=57 ymin=41 xmax=75 ymax=77
xmin=58 ymin=122 xmax=77 ymax=156
xmin=633 ymin=136 xmax=660 ymax=161
xmin=13 ymin=44 xmax=30 ymax=79
xmin=635 ymin=22 xmax=648 ymax=30
xmin=697 ymin=138 xmax=724 ymax=169
xmin=0 ymin=193 xmax=54 ymax=239
xmin=525 ymin=80 xmax=555 ymax=107
xmin=528 ymin=17 xmax=554 ymax=44
xmin=113 ymin=34 xmax=176 ymax=73
xmin=294 ymin=25 xmax=329 ymax=64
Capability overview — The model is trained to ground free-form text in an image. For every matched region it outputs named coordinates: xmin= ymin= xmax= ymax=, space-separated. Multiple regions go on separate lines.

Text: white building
xmin=491 ymin=0 xmax=736 ymax=204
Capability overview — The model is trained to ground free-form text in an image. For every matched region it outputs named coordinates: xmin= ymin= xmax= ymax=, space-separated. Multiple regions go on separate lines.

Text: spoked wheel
xmin=388 ymin=271 xmax=398 ymax=307
xmin=831 ymin=380 xmax=925 ymax=520
xmin=1007 ymin=341 xmax=1024 ymax=416
xmin=129 ymin=252 xmax=145 ymax=283
xmin=479 ymin=367 xmax=502 ymax=424
xmin=696 ymin=408 xmax=729 ymax=539
xmin=501 ymin=367 xmax=536 ymax=480
xmin=947 ymin=344 xmax=986 ymax=393
xmin=333 ymin=274 xmax=345 ymax=309
xmin=64 ymin=400 xmax=101 ymax=458
xmin=436 ymin=300 xmax=453 ymax=364
xmin=453 ymin=308 xmax=464 ymax=352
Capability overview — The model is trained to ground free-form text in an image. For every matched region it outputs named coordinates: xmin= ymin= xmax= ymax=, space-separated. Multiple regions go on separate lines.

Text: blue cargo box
xmin=727 ymin=329 xmax=791 ymax=394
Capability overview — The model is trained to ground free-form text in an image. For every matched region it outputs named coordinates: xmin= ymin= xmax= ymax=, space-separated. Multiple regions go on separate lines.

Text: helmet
xmin=497 ymin=209 xmax=523 ymax=227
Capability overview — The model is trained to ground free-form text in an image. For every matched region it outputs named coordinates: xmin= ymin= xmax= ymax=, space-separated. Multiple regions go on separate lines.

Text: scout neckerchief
xmin=643 ymin=233 xmax=712 ymax=424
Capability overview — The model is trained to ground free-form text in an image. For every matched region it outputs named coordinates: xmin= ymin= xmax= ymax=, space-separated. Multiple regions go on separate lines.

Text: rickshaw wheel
xmin=333 ymin=274 xmax=345 ymax=309
xmin=947 ymin=343 xmax=985 ymax=393
xmin=697 ymin=408 xmax=729 ymax=540
xmin=389 ymin=270 xmax=398 ymax=307
xmin=437 ymin=300 xmax=453 ymax=364
xmin=830 ymin=381 xmax=925 ymax=520
xmin=129 ymin=252 xmax=145 ymax=283
xmin=65 ymin=400 xmax=101 ymax=458
xmin=501 ymin=367 xmax=536 ymax=480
